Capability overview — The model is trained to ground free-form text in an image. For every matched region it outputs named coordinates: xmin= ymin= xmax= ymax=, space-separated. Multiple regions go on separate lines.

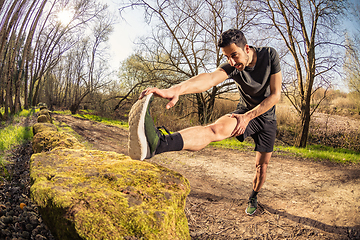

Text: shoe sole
xmin=245 ymin=209 xmax=256 ymax=216
xmin=128 ymin=93 xmax=153 ymax=160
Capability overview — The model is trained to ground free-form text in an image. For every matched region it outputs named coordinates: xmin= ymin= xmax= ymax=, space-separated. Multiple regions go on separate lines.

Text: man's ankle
xmin=155 ymin=132 xmax=184 ymax=155
xmin=249 ymin=190 xmax=258 ymax=200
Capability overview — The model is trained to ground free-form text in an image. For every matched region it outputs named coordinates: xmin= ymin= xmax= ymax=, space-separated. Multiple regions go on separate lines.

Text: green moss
xmin=30 ymin=149 xmax=190 ymax=239
xmin=37 ymin=115 xmax=51 ymax=123
xmin=32 ymin=131 xmax=85 ymax=153
xmin=38 ymin=109 xmax=53 ymax=123
xmin=32 ymin=123 xmax=58 ymax=135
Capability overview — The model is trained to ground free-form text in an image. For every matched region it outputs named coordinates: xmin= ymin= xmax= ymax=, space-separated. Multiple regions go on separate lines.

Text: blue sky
xmin=102 ymin=0 xmax=147 ymax=71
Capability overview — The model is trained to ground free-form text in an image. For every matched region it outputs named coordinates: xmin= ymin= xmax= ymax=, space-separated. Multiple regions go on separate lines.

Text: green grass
xmin=52 ymin=110 xmax=72 ymax=115
xmin=0 ymin=109 xmax=35 ymax=166
xmin=53 ymin=110 xmax=128 ymax=128
xmin=53 ymin=120 xmax=93 ymax=150
xmin=0 ymin=125 xmax=33 ymax=152
xmin=275 ymin=145 xmax=360 ymax=163
xmin=210 ymin=137 xmax=254 ymax=151
xmin=211 ymin=137 xmax=360 ymax=164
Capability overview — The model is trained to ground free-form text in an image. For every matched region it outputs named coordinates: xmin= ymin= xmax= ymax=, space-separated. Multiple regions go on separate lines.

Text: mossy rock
xmin=30 ymin=149 xmax=190 ymax=240
xmin=32 ymin=131 xmax=85 ymax=153
xmin=38 ymin=109 xmax=52 ymax=123
xmin=37 ymin=115 xmax=51 ymax=123
xmin=33 ymin=123 xmax=58 ymax=135
xmin=38 ymin=108 xmax=51 ymax=116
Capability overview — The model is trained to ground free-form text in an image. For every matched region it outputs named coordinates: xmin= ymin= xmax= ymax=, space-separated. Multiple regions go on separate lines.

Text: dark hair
xmin=217 ymin=29 xmax=247 ymax=49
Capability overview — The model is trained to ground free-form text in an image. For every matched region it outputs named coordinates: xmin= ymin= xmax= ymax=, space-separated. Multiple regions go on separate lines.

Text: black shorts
xmin=231 ymin=109 xmax=277 ymax=152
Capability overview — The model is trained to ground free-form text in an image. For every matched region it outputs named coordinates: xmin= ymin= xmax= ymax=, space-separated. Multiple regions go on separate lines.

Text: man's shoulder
xmin=254 ymin=46 xmax=281 ymax=73
xmin=219 ymin=62 xmax=237 ymax=76
xmin=254 ymin=46 xmax=277 ymax=56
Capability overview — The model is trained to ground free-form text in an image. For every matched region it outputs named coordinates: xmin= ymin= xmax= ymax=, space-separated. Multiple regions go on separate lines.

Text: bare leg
xmin=253 ymin=151 xmax=272 ymax=192
xmin=179 ymin=115 xmax=238 ymax=151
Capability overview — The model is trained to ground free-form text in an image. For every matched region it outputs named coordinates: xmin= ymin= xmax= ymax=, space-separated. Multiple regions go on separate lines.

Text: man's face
xmin=221 ymin=43 xmax=250 ymax=71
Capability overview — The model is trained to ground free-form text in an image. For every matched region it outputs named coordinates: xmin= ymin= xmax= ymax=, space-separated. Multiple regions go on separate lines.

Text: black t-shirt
xmin=219 ymin=46 xmax=281 ymax=120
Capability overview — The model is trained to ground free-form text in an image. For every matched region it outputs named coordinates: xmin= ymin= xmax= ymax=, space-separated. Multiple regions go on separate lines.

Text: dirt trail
xmin=54 ymin=114 xmax=360 ymax=239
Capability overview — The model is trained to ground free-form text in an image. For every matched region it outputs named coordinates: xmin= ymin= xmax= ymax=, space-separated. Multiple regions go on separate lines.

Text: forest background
xmin=1 ymin=0 xmax=360 ymax=152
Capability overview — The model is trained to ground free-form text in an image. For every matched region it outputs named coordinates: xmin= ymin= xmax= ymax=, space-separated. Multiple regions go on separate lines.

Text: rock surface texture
xmin=30 ymin=115 xmax=190 ymax=239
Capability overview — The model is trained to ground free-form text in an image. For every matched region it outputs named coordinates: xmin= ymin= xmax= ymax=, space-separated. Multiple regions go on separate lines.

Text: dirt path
xmin=54 ymin=114 xmax=360 ymax=239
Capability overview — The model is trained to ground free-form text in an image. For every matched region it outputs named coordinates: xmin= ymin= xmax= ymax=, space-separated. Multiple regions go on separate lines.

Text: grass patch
xmin=74 ymin=113 xmax=128 ymax=127
xmin=275 ymin=145 xmax=360 ymax=163
xmin=53 ymin=110 xmax=128 ymax=128
xmin=52 ymin=110 xmax=72 ymax=115
xmin=0 ymin=109 xmax=35 ymax=166
xmin=0 ymin=125 xmax=33 ymax=152
xmin=210 ymin=137 xmax=360 ymax=164
xmin=210 ymin=138 xmax=254 ymax=151
xmin=53 ymin=120 xmax=93 ymax=150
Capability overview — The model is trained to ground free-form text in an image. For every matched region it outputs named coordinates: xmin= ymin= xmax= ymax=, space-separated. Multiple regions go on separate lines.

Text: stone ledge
xmin=30 ymin=117 xmax=190 ymax=239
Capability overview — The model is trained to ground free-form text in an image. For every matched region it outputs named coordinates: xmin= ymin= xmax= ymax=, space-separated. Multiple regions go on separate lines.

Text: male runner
xmin=128 ymin=29 xmax=282 ymax=215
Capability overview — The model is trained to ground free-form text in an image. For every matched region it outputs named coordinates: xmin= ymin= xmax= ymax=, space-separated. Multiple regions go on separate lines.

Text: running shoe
xmin=128 ymin=93 xmax=160 ymax=160
xmin=245 ymin=198 xmax=257 ymax=215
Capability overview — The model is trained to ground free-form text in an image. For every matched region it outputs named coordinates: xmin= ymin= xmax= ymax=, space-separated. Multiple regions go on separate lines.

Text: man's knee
xmin=206 ymin=123 xmax=229 ymax=141
xmin=207 ymin=115 xmax=236 ymax=140
xmin=255 ymin=162 xmax=268 ymax=174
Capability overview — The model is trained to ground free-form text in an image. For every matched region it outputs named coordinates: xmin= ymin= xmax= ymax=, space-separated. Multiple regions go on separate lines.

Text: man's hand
xmin=230 ymin=113 xmax=251 ymax=136
xmin=140 ymin=87 xmax=179 ymax=109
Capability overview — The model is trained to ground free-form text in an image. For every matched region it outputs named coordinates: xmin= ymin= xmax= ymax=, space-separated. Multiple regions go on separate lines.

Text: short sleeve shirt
xmin=219 ymin=46 xmax=281 ymax=120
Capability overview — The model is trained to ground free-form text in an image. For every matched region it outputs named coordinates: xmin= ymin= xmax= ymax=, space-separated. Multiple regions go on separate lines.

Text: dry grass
xmin=316 ymin=93 xmax=360 ymax=118
xmin=151 ymin=97 xmax=199 ymax=132
xmin=275 ymin=103 xmax=299 ymax=127
xmin=330 ymin=96 xmax=357 ymax=109
xmin=212 ymin=96 xmax=238 ymax=118
xmin=150 ymin=94 xmax=239 ymax=132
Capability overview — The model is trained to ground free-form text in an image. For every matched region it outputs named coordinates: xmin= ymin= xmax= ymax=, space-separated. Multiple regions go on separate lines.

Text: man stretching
xmin=128 ymin=29 xmax=282 ymax=215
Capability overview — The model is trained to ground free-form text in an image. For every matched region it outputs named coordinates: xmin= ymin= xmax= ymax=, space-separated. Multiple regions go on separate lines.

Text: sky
xmin=101 ymin=0 xmax=147 ymax=72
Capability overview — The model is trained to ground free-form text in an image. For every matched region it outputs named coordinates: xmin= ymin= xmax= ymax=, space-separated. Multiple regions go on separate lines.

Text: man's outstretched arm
xmin=140 ymin=68 xmax=228 ymax=109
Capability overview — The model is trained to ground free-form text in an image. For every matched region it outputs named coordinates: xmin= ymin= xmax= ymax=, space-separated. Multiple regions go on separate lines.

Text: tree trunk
xmin=296 ymin=102 xmax=311 ymax=147
xmin=5 ymin=76 xmax=13 ymax=116
xmin=196 ymin=93 xmax=206 ymax=124
xmin=195 ymin=87 xmax=218 ymax=125
xmin=0 ymin=0 xmax=6 ymax=13
xmin=24 ymin=60 xmax=29 ymax=109
xmin=14 ymin=0 xmax=39 ymax=111
xmin=0 ymin=0 xmax=19 ymax=59
xmin=24 ymin=0 xmax=48 ymax=107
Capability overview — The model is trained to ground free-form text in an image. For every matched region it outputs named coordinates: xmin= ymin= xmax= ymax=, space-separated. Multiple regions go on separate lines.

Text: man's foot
xmin=128 ymin=93 xmax=164 ymax=160
xmin=245 ymin=198 xmax=257 ymax=215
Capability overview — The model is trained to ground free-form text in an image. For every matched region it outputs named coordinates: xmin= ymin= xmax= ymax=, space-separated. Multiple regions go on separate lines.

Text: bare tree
xmin=258 ymin=0 xmax=347 ymax=147
xmin=119 ymin=0 xmax=256 ymax=124
xmin=0 ymin=0 xmax=33 ymax=117
xmin=0 ymin=0 xmax=112 ymax=117
xmin=344 ymin=2 xmax=360 ymax=95
xmin=15 ymin=0 xmax=48 ymax=112
xmin=113 ymin=53 xmax=182 ymax=111
xmin=45 ymin=10 xmax=115 ymax=114
xmin=28 ymin=0 xmax=109 ymax=107
xmin=344 ymin=37 xmax=360 ymax=94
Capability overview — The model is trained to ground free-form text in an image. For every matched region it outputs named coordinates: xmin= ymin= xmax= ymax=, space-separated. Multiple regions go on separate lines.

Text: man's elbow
xmin=272 ymin=91 xmax=281 ymax=105
xmin=276 ymin=91 xmax=281 ymax=103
